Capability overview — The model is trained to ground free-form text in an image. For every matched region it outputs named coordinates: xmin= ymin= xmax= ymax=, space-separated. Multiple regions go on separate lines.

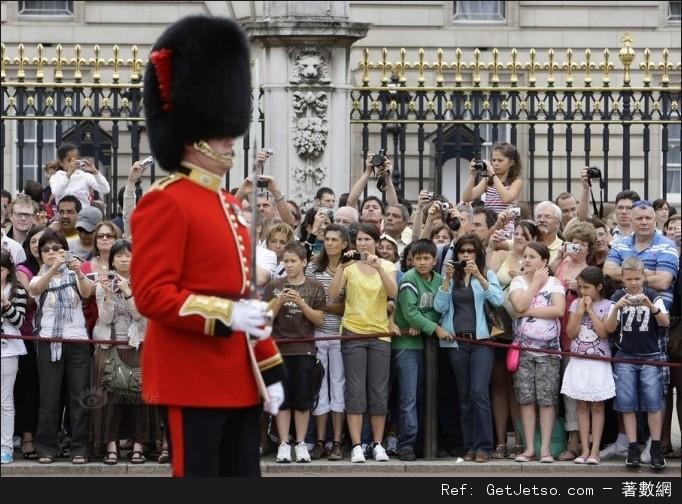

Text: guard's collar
xmin=178 ymin=162 xmax=223 ymax=191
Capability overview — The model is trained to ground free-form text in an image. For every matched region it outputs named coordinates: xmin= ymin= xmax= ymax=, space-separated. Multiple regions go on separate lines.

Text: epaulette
xmin=148 ymin=173 xmax=182 ymax=192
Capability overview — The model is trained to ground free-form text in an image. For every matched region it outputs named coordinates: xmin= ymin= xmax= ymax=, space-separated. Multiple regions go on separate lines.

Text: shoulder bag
xmin=101 ymin=322 xmax=142 ymax=396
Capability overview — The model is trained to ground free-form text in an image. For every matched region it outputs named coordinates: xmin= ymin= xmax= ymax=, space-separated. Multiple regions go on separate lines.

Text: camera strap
xmin=588 ymin=177 xmax=605 ymax=220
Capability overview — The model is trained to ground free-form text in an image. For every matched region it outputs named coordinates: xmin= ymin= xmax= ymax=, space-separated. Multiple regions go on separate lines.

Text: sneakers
xmin=640 ymin=437 xmax=652 ymax=464
xmin=294 ymin=441 xmax=311 ymax=463
xmin=398 ymin=447 xmax=416 ymax=461
xmin=385 ymin=433 xmax=399 ymax=456
xmin=310 ymin=441 xmax=327 ymax=460
xmin=626 ymin=444 xmax=641 ymax=468
xmin=649 ymin=444 xmax=666 ymax=471
xmin=351 ymin=445 xmax=366 ymax=463
xmin=372 ymin=443 xmax=389 ymax=462
xmin=328 ymin=442 xmax=344 ymax=461
xmin=1 ymin=452 xmax=13 ymax=464
xmin=275 ymin=442 xmax=292 ymax=463
xmin=600 ymin=442 xmax=629 ymax=459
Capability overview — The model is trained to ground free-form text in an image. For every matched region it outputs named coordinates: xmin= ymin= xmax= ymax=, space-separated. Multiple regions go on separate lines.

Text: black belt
xmin=455 ymin=332 xmax=475 ymax=340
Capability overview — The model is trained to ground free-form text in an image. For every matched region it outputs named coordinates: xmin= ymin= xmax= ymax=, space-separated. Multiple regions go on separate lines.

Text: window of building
xmin=669 ymin=2 xmax=681 ymax=22
xmin=18 ymin=1 xmax=73 ymax=17
xmin=666 ymin=124 xmax=681 ymax=204
xmin=17 ymin=120 xmax=58 ymax=188
xmin=453 ymin=1 xmax=506 ymax=22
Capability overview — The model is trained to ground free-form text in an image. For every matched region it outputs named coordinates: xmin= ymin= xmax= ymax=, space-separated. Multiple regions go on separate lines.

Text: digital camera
xmin=586 ymin=166 xmax=602 ymax=179
xmin=626 ymin=294 xmax=643 ymax=305
xmin=509 ymin=207 xmax=521 ymax=217
xmin=141 ymin=156 xmax=154 ymax=169
xmin=566 ymin=243 xmax=581 ymax=253
xmin=502 ymin=231 xmax=513 ymax=240
xmin=426 ymin=191 xmax=436 ymax=200
xmin=474 ymin=160 xmax=487 ymax=173
xmin=321 ymin=208 xmax=335 ymax=220
xmin=107 ymin=270 xmax=117 ymax=281
xmin=264 ymin=148 xmax=274 ymax=157
xmin=445 ymin=214 xmax=461 ymax=232
xmin=451 ymin=260 xmax=467 ymax=271
xmin=371 ymin=149 xmax=387 ymax=168
xmin=440 ymin=202 xmax=450 ymax=212
xmin=64 ymin=250 xmax=73 ymax=261
xmin=256 ymin=177 xmax=269 ymax=188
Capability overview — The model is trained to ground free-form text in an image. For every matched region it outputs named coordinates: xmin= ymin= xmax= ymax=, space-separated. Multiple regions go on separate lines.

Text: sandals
xmin=514 ymin=453 xmax=535 ymax=462
xmin=507 ymin=445 xmax=524 ymax=459
xmin=130 ymin=450 xmax=146 ymax=464
xmin=38 ymin=455 xmax=54 ymax=464
xmin=556 ymin=449 xmax=577 ymax=461
xmin=21 ymin=440 xmax=38 ymax=460
xmin=103 ymin=451 xmax=119 ymax=465
xmin=491 ymin=444 xmax=508 ymax=459
xmin=158 ymin=449 xmax=170 ymax=464
xmin=71 ymin=455 xmax=88 ymax=465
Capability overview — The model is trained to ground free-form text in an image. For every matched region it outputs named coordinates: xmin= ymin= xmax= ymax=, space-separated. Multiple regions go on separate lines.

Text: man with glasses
xmin=534 ymin=201 xmax=564 ymax=263
xmin=5 ymin=194 xmax=37 ymax=246
xmin=611 ymin=190 xmax=641 ymax=240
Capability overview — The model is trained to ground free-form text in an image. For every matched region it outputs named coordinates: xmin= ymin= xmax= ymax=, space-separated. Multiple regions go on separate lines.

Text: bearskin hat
xmin=143 ymin=16 xmax=252 ymax=171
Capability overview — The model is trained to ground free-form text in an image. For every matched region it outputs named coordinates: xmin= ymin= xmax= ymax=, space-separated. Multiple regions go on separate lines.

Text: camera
xmin=586 ymin=166 xmax=602 ymax=179
xmin=256 ymin=177 xmax=269 ymax=188
xmin=341 ymin=251 xmax=367 ymax=264
xmin=426 ymin=191 xmax=436 ymax=200
xmin=140 ymin=156 xmax=154 ymax=169
xmin=264 ymin=148 xmax=274 ymax=157
xmin=78 ymin=161 xmax=85 ymax=168
xmin=321 ymin=208 xmax=334 ymax=220
xmin=626 ymin=294 xmax=642 ymax=306
xmin=451 ymin=260 xmax=467 ymax=271
xmin=509 ymin=207 xmax=521 ymax=217
xmin=371 ymin=149 xmax=387 ymax=168
xmin=474 ymin=160 xmax=487 ymax=173
xmin=502 ymin=232 xmax=513 ymax=240
xmin=566 ymin=243 xmax=581 ymax=253
xmin=439 ymin=202 xmax=450 ymax=212
xmin=107 ymin=270 xmax=117 ymax=281
xmin=64 ymin=250 xmax=73 ymax=261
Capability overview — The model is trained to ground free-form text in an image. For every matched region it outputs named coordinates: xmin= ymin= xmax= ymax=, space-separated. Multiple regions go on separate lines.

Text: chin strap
xmin=193 ymin=140 xmax=234 ymax=165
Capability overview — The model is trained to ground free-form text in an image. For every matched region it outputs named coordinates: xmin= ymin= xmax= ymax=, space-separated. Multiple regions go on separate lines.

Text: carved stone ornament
xmin=289 ymin=48 xmax=331 ymax=85
xmin=293 ymin=162 xmax=326 ymax=209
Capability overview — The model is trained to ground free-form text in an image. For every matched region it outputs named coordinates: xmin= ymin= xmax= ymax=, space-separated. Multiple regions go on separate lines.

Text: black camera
xmin=586 ymin=166 xmax=602 ymax=179
xmin=451 ymin=260 xmax=467 ymax=271
xmin=474 ymin=160 xmax=487 ymax=173
xmin=371 ymin=149 xmax=387 ymax=168
xmin=256 ymin=177 xmax=269 ymax=188
xmin=341 ymin=251 xmax=367 ymax=263
xmin=445 ymin=214 xmax=461 ymax=232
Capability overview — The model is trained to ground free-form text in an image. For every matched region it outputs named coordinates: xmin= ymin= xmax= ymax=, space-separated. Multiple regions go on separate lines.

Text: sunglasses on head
xmin=632 ymin=200 xmax=652 ymax=209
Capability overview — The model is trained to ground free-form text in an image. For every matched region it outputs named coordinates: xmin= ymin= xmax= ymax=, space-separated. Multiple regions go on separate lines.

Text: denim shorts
xmin=513 ymin=352 xmax=561 ymax=406
xmin=613 ymin=352 xmax=664 ymax=413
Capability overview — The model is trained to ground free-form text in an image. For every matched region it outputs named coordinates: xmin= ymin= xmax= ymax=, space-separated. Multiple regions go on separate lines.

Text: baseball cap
xmin=75 ymin=206 xmax=103 ymax=233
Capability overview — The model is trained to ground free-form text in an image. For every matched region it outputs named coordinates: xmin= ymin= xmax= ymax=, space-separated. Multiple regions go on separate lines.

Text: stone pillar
xmin=243 ymin=2 xmax=369 ymax=210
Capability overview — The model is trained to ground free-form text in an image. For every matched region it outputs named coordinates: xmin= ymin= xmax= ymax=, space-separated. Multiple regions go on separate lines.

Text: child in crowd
xmin=561 ymin=266 xmax=616 ymax=465
xmin=264 ymin=242 xmax=326 ymax=464
xmin=392 ymin=239 xmax=451 ymax=461
xmin=604 ymin=257 xmax=670 ymax=470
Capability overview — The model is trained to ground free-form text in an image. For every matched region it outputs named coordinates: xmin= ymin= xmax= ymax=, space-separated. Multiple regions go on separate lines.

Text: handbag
xmin=506 ymin=341 xmax=520 ymax=372
xmin=484 ymin=300 xmax=514 ymax=338
xmin=100 ymin=322 xmax=142 ymax=396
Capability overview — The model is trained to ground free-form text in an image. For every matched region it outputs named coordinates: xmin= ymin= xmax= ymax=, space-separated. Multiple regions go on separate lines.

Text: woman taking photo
xmin=92 ymin=239 xmax=161 ymax=465
xmin=434 ymin=234 xmax=504 ymax=463
xmin=509 ymin=242 xmax=565 ymax=464
xmin=49 ymin=143 xmax=110 ymax=209
xmin=30 ymin=229 xmax=92 ymax=465
xmin=486 ymin=218 xmax=540 ymax=459
xmin=305 ymin=224 xmax=350 ymax=461
xmin=328 ymin=223 xmax=397 ymax=463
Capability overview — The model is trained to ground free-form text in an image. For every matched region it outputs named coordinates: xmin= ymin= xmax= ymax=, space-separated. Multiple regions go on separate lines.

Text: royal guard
xmin=130 ymin=15 xmax=285 ymax=477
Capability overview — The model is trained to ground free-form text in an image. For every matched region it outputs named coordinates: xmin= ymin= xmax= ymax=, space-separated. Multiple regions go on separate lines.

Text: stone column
xmin=243 ymin=2 xmax=369 ymax=210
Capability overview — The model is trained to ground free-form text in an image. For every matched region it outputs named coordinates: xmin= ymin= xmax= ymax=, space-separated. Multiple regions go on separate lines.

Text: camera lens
xmin=474 ymin=161 xmax=486 ymax=171
xmin=586 ymin=166 xmax=601 ymax=179
xmin=446 ymin=215 xmax=461 ymax=231
xmin=440 ymin=202 xmax=450 ymax=212
xmin=371 ymin=154 xmax=385 ymax=167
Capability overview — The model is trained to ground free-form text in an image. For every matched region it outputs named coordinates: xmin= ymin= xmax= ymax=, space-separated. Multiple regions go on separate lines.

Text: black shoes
xmin=649 ymin=444 xmax=667 ymax=471
xmin=626 ymin=445 xmax=641 ymax=468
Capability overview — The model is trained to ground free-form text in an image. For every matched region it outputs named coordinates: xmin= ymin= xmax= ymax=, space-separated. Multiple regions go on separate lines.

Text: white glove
xmin=231 ymin=300 xmax=273 ymax=340
xmin=263 ymin=381 xmax=284 ymax=415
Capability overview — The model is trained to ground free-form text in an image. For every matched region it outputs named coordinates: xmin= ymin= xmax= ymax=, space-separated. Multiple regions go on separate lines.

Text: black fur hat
xmin=143 ymin=16 xmax=252 ymax=171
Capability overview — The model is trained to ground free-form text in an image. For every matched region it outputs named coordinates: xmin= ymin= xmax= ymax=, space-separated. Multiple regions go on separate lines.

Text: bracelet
xmin=274 ymin=194 xmax=285 ymax=203
xmin=124 ymin=294 xmax=134 ymax=300
xmin=652 ymin=307 xmax=661 ymax=315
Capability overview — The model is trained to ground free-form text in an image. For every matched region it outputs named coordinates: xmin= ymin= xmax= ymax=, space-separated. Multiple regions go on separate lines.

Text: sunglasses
xmin=96 ymin=233 xmax=117 ymax=240
xmin=40 ymin=244 xmax=64 ymax=253
xmin=632 ymin=200 xmax=653 ymax=209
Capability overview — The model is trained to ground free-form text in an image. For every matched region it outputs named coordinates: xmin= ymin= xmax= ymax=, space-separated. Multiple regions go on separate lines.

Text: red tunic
xmin=130 ymin=165 xmax=284 ymax=408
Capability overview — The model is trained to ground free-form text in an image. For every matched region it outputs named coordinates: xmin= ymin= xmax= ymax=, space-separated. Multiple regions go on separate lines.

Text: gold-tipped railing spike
xmin=509 ymin=48 xmax=520 ymax=85
xmin=14 ymin=44 xmax=27 ymax=79
xmin=91 ymin=45 xmax=104 ymax=82
xmin=379 ymin=48 xmax=390 ymax=85
xmin=618 ymin=32 xmax=635 ymax=86
xmin=359 ymin=48 xmax=370 ymax=84
xmin=454 ymin=48 xmax=464 ymax=85
xmin=600 ymin=49 xmax=614 ymax=86
xmin=564 ymin=48 xmax=576 ymax=86
xmin=582 ymin=48 xmax=593 ymax=86
xmin=526 ymin=48 xmax=538 ymax=86
xmin=414 ymin=48 xmax=427 ymax=85
xmin=72 ymin=44 xmax=85 ymax=80
xmin=472 ymin=48 xmax=483 ymax=85
xmin=490 ymin=48 xmax=501 ymax=85
xmin=34 ymin=44 xmax=47 ymax=81
xmin=129 ymin=45 xmax=143 ymax=82
xmin=398 ymin=48 xmax=407 ymax=85
xmin=660 ymin=48 xmax=671 ymax=86
xmin=434 ymin=48 xmax=445 ymax=85
xmin=545 ymin=48 xmax=556 ymax=86
xmin=1 ymin=44 xmax=6 ymax=80
xmin=640 ymin=48 xmax=654 ymax=86
xmin=109 ymin=45 xmax=122 ymax=82
xmin=52 ymin=44 xmax=66 ymax=80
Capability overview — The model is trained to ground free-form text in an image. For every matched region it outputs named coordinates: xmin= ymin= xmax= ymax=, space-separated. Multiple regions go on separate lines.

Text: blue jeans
xmin=446 ymin=343 xmax=494 ymax=455
xmin=391 ymin=349 xmax=423 ymax=452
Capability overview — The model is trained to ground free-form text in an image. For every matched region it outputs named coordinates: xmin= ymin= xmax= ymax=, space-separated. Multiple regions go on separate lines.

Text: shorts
xmin=513 ymin=352 xmax=561 ymax=406
xmin=613 ymin=352 xmax=664 ymax=413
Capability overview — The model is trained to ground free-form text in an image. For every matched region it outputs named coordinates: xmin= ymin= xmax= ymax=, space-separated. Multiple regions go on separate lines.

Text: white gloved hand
xmin=231 ymin=300 xmax=273 ymax=340
xmin=263 ymin=381 xmax=284 ymax=415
